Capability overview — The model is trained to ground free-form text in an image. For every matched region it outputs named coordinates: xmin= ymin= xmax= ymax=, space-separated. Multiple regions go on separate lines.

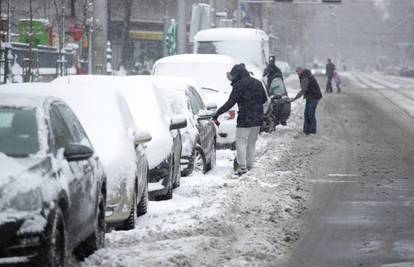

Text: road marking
xmin=328 ymin=173 xmax=361 ymax=177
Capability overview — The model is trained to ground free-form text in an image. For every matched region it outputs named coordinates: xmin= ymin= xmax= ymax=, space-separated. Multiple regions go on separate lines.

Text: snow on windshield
xmin=119 ymin=76 xmax=175 ymax=169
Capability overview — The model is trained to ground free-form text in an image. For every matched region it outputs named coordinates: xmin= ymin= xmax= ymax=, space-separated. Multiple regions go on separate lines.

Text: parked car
xmin=50 ymin=76 xmax=152 ymax=230
xmin=2 ymin=78 xmax=151 ymax=231
xmin=152 ymin=54 xmax=238 ymax=149
xmin=310 ymin=62 xmax=326 ymax=76
xmin=152 ymin=76 xmax=217 ymax=176
xmin=115 ymin=76 xmax=187 ymax=200
xmin=0 ymin=93 xmax=106 ymax=266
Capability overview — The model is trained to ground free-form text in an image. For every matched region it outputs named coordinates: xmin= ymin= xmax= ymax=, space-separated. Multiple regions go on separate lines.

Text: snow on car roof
xmin=0 ymin=92 xmax=49 ymax=109
xmin=194 ymin=28 xmax=269 ymax=42
xmin=153 ymin=56 xmax=235 ymax=94
xmin=154 ymin=54 xmax=236 ymax=65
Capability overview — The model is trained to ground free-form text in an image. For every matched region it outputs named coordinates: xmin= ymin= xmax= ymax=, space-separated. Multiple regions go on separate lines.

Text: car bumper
xmin=216 ymin=120 xmax=236 ymax=148
xmin=0 ymin=220 xmax=43 ymax=266
xmin=148 ymin=161 xmax=170 ymax=198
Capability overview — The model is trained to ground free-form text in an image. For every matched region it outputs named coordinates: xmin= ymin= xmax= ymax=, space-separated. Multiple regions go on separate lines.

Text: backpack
xmin=270 ymin=77 xmax=287 ymax=98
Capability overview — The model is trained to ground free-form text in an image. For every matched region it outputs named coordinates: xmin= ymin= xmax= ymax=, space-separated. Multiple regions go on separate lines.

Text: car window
xmin=56 ymin=104 xmax=92 ymax=147
xmin=0 ymin=107 xmax=40 ymax=157
xmin=190 ymin=87 xmax=206 ymax=110
xmin=49 ymin=106 xmax=71 ymax=150
xmin=186 ymin=90 xmax=200 ymax=115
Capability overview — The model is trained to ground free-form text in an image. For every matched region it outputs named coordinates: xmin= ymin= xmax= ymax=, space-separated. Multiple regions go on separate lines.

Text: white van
xmin=194 ymin=28 xmax=270 ymax=75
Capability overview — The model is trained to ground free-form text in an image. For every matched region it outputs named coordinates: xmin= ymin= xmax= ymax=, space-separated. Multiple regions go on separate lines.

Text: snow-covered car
xmin=0 ymin=93 xmax=106 ymax=265
xmin=116 ymin=76 xmax=187 ymax=200
xmin=50 ymin=76 xmax=152 ymax=230
xmin=2 ymin=78 xmax=151 ymax=231
xmin=194 ymin=27 xmax=270 ymax=75
xmin=152 ymin=76 xmax=217 ymax=176
xmin=152 ymin=54 xmax=238 ymax=149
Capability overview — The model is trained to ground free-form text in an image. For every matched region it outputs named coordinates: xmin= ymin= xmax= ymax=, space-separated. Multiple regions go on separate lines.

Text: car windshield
xmin=0 ymin=107 xmax=40 ymax=157
xmin=197 ymin=40 xmax=263 ymax=68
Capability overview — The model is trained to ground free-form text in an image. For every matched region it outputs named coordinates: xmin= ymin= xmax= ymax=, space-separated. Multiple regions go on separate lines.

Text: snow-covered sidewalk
xmin=80 ymin=81 xmax=308 ymax=267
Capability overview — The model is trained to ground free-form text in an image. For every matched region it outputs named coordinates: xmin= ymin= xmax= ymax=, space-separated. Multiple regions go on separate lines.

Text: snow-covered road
xmin=77 ymin=80 xmax=309 ymax=267
xmin=347 ymin=72 xmax=414 ymax=119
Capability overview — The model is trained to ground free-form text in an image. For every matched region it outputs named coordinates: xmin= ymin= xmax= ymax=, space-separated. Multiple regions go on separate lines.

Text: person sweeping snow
xmin=212 ymin=64 xmax=268 ymax=175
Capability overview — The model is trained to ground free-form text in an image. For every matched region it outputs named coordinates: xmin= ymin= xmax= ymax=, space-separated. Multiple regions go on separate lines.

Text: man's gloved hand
xmin=212 ymin=113 xmax=220 ymax=126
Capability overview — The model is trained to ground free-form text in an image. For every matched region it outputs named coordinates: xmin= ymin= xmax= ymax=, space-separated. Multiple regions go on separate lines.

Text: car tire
xmin=74 ymin=192 xmax=106 ymax=259
xmin=120 ymin=188 xmax=137 ymax=230
xmin=137 ymin=181 xmax=148 ymax=216
xmin=173 ymin=157 xmax=181 ymax=189
xmin=156 ymin=160 xmax=174 ymax=201
xmin=206 ymin=140 xmax=216 ymax=171
xmin=37 ymin=207 xmax=66 ymax=267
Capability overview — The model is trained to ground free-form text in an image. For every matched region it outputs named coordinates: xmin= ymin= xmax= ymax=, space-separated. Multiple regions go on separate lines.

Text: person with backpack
xmin=263 ymin=57 xmax=291 ymax=128
xmin=290 ymin=67 xmax=323 ymax=135
xmin=213 ymin=64 xmax=268 ymax=175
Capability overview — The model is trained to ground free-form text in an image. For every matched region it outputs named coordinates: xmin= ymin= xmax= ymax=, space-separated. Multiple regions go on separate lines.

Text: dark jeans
xmin=326 ymin=76 xmax=333 ymax=93
xmin=304 ymin=99 xmax=319 ymax=134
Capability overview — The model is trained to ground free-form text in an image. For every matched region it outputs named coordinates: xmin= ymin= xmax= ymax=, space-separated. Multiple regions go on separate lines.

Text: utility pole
xmin=4 ymin=0 xmax=11 ymax=83
xmin=237 ymin=0 xmax=242 ymax=27
xmin=25 ymin=0 xmax=34 ymax=82
xmin=177 ymin=0 xmax=186 ymax=54
xmin=92 ymin=0 xmax=108 ymax=74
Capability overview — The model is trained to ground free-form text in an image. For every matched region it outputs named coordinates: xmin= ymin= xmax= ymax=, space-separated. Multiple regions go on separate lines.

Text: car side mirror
xmin=197 ymin=110 xmax=213 ymax=122
xmin=206 ymin=102 xmax=217 ymax=111
xmin=170 ymin=116 xmax=187 ymax=130
xmin=134 ymin=129 xmax=152 ymax=146
xmin=64 ymin=144 xmax=94 ymax=162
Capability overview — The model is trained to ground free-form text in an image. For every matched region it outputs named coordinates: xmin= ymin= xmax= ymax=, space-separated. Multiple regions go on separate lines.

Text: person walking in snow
xmin=325 ymin=58 xmax=335 ymax=93
xmin=290 ymin=67 xmax=322 ymax=135
xmin=212 ymin=64 xmax=268 ymax=175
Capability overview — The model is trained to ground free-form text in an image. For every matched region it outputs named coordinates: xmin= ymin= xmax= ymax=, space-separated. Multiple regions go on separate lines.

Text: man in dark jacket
xmin=325 ymin=58 xmax=335 ymax=93
xmin=291 ymin=67 xmax=322 ymax=135
xmin=213 ymin=64 xmax=268 ymax=175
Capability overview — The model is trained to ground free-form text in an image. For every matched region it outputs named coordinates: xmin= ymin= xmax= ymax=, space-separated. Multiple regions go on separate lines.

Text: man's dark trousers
xmin=304 ymin=99 xmax=319 ymax=134
xmin=326 ymin=76 xmax=333 ymax=93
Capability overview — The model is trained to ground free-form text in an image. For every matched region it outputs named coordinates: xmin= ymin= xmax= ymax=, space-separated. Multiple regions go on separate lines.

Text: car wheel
xmin=137 ymin=181 xmax=148 ymax=216
xmin=37 ymin=207 xmax=66 ymax=267
xmin=206 ymin=140 xmax=217 ymax=171
xmin=156 ymin=160 xmax=174 ymax=201
xmin=120 ymin=188 xmax=137 ymax=230
xmin=74 ymin=192 xmax=106 ymax=259
xmin=193 ymin=147 xmax=207 ymax=174
xmin=173 ymin=158 xmax=181 ymax=189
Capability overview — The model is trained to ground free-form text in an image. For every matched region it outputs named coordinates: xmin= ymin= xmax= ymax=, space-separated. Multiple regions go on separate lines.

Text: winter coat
xmin=299 ymin=69 xmax=322 ymax=100
xmin=215 ymin=64 xmax=268 ymax=128
xmin=263 ymin=63 xmax=284 ymax=90
xmin=326 ymin=62 xmax=336 ymax=77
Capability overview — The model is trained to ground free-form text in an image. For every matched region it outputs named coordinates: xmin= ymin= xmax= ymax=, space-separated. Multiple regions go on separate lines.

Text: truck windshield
xmin=0 ymin=107 xmax=40 ymax=157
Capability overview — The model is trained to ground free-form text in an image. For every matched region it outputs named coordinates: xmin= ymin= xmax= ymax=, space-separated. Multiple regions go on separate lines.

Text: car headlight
xmin=10 ymin=189 xmax=43 ymax=211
